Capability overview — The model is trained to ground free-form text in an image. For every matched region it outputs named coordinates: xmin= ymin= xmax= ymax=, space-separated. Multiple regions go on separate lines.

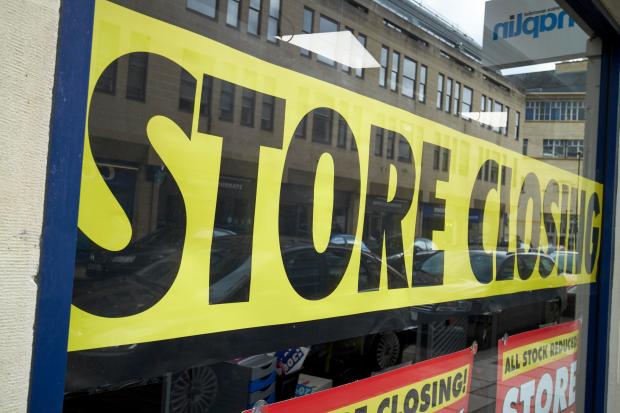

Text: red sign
xmin=245 ymin=348 xmax=475 ymax=413
xmin=496 ymin=321 xmax=580 ymax=413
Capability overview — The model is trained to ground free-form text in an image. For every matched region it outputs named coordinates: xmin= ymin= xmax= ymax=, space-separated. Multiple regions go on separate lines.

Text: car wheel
xmin=369 ymin=332 xmax=401 ymax=371
xmin=169 ymin=366 xmax=218 ymax=413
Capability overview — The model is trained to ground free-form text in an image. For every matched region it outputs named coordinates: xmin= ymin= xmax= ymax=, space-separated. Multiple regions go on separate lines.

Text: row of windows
xmin=542 ymin=139 xmax=584 ymax=158
xmin=525 ymin=100 xmax=585 ymax=121
xmin=372 ymin=127 xmax=413 ymax=162
xmin=436 ymin=74 xmax=473 ymax=118
xmin=379 ymin=45 xmax=429 ymax=103
xmin=302 ymin=8 xmax=368 ymax=78
xmin=188 ymin=0 xmax=281 ymax=42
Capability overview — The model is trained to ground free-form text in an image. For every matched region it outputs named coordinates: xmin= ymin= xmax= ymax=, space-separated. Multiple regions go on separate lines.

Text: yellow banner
xmin=69 ymin=0 xmax=603 ymax=351
xmin=502 ymin=330 xmax=579 ymax=381
xmin=330 ymin=366 xmax=469 ymax=413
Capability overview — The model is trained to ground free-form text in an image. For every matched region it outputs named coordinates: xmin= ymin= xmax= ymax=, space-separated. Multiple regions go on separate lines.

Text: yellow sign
xmin=70 ymin=0 xmax=603 ymax=351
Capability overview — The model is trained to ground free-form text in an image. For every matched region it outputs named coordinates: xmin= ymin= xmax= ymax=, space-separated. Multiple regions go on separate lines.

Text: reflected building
xmin=83 ymin=0 xmax=528 ymax=259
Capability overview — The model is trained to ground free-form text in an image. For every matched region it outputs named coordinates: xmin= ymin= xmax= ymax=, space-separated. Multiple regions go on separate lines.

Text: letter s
xmin=73 ymin=53 xmax=193 ymax=318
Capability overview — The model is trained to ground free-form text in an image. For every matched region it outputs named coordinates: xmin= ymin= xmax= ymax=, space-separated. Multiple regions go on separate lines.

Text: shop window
xmin=311 ymin=107 xmax=332 ymax=144
xmin=247 ymin=0 xmax=262 ymax=35
xmin=219 ymin=80 xmax=235 ymax=121
xmin=126 ymin=53 xmax=148 ymax=101
xmin=240 ymin=88 xmax=256 ymax=127
xmin=226 ymin=0 xmax=240 ymax=27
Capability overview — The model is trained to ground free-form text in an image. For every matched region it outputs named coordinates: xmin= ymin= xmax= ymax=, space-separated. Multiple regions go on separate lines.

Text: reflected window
xmin=355 ymin=33 xmax=367 ymax=78
xmin=226 ymin=0 xmax=240 ymax=27
xmin=337 ymin=116 xmax=347 ymax=148
xmin=390 ymin=51 xmax=400 ymax=92
xmin=241 ymin=88 xmax=256 ymax=127
xmin=95 ymin=61 xmax=117 ymax=94
xmin=260 ymin=94 xmax=275 ymax=130
xmin=294 ymin=116 xmax=307 ymax=139
xmin=312 ymin=108 xmax=332 ymax=144
xmin=386 ymin=131 xmax=395 ymax=159
xmin=402 ymin=57 xmax=416 ymax=98
xmin=453 ymin=81 xmax=460 ymax=116
xmin=418 ymin=64 xmax=427 ymax=103
xmin=398 ymin=137 xmax=412 ymax=162
xmin=219 ymin=81 xmax=235 ymax=122
xmin=179 ymin=69 xmax=196 ymax=113
xmin=126 ymin=53 xmax=148 ymax=101
xmin=462 ymin=86 xmax=472 ymax=117
xmin=374 ymin=127 xmax=384 ymax=156
xmin=248 ymin=0 xmax=262 ymax=35
xmin=523 ymin=138 xmax=529 ymax=155
xmin=267 ymin=0 xmax=281 ymax=42
xmin=301 ymin=7 xmax=314 ymax=57
xmin=187 ymin=0 xmax=217 ymax=18
xmin=318 ymin=15 xmax=338 ymax=66
xmin=515 ymin=110 xmax=521 ymax=140
xmin=444 ymin=77 xmax=452 ymax=113
xmin=379 ymin=46 xmax=389 ymax=88
xmin=436 ymin=73 xmax=444 ymax=110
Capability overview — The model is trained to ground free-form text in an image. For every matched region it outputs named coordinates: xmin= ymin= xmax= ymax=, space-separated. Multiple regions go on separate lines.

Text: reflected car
xmin=329 ymin=233 xmax=372 ymax=254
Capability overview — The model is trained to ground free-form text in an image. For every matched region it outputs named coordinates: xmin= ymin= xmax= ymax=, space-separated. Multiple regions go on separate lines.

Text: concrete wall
xmin=0 ymin=0 xmax=60 ymax=410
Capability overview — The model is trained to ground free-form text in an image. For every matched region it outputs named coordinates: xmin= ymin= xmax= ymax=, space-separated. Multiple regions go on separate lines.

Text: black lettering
xmin=575 ymin=190 xmax=587 ymax=273
xmin=438 ymin=376 xmax=451 ymax=405
xmin=453 ymin=372 xmax=463 ymax=397
xmin=468 ymin=159 xmax=497 ymax=284
xmin=540 ymin=179 xmax=559 ymax=276
xmin=279 ymin=108 xmax=361 ymax=300
xmin=517 ymin=173 xmax=542 ymax=280
xmin=377 ymin=397 xmax=390 ymax=413
xmin=74 ymin=53 xmax=192 ymax=317
xmin=404 ymin=388 xmax=419 ymax=413
xmin=362 ymin=127 xmax=414 ymax=290
xmin=205 ymin=83 xmax=285 ymax=304
xmin=413 ymin=143 xmax=449 ymax=286
xmin=420 ymin=383 xmax=431 ymax=412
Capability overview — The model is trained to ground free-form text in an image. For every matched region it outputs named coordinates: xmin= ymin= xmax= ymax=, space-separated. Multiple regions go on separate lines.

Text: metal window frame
xmin=28 ymin=0 xmax=620 ymax=412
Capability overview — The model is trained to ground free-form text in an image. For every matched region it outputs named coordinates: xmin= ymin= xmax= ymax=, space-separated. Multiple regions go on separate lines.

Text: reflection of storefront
xmin=280 ymin=183 xmax=356 ymax=237
xmin=214 ymin=176 xmax=255 ymax=234
xmin=364 ymin=197 xmax=410 ymax=249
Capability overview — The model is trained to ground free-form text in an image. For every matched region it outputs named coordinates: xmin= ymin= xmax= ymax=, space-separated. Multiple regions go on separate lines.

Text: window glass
xmin=70 ymin=2 xmax=604 ymax=412
xmin=226 ymin=0 xmax=240 ymax=27
xmin=248 ymin=0 xmax=262 ymax=35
